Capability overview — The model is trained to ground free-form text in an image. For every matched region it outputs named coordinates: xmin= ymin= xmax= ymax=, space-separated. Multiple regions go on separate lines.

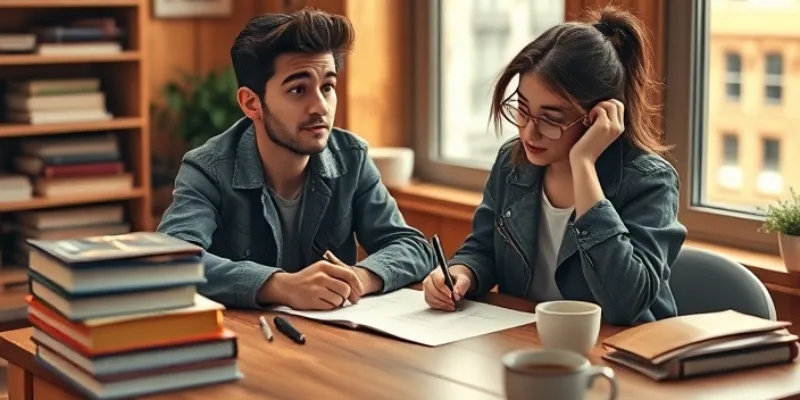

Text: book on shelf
xmin=6 ymin=204 xmax=131 ymax=268
xmin=25 ymin=231 xmax=242 ymax=399
xmin=7 ymin=79 xmax=100 ymax=96
xmin=3 ymin=78 xmax=113 ymax=124
xmin=0 ymin=173 xmax=32 ymax=202
xmin=33 ymin=17 xmax=124 ymax=56
xmin=0 ymin=34 xmax=36 ymax=53
xmin=0 ymin=18 xmax=124 ymax=56
xmin=602 ymin=310 xmax=799 ymax=380
xmin=37 ymin=42 xmax=122 ymax=56
xmin=34 ymin=173 xmax=133 ymax=198
xmin=12 ymin=133 xmax=131 ymax=197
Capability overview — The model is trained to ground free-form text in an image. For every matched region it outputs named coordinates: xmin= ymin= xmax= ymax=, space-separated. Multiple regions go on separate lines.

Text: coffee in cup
xmin=535 ymin=300 xmax=601 ymax=356
xmin=503 ymin=348 xmax=617 ymax=400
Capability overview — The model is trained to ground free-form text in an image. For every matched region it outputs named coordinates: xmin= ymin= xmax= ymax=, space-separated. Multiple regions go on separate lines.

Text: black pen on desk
xmin=274 ymin=316 xmax=306 ymax=344
xmin=259 ymin=315 xmax=273 ymax=342
xmin=431 ymin=234 xmax=461 ymax=311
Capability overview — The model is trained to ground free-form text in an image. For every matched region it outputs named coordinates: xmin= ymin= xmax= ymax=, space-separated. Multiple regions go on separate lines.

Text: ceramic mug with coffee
xmin=535 ymin=300 xmax=601 ymax=356
xmin=503 ymin=348 xmax=618 ymax=400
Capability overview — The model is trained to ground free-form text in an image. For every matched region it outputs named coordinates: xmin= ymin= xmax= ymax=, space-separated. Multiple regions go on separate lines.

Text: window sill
xmin=389 ymin=180 xmax=799 ymax=295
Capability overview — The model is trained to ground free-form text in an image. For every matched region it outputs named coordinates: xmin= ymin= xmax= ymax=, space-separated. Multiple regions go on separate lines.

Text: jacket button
xmin=505 ymin=210 xmax=511 ymax=217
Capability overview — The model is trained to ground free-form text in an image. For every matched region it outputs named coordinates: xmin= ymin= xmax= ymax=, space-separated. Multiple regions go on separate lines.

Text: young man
xmin=157 ymin=8 xmax=434 ymax=310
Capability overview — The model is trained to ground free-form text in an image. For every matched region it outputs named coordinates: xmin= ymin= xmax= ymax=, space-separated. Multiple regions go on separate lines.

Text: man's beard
xmin=262 ymin=104 xmax=328 ymax=156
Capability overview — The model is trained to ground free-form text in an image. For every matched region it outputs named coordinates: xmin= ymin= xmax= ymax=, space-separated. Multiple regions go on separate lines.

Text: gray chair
xmin=668 ymin=246 xmax=777 ymax=320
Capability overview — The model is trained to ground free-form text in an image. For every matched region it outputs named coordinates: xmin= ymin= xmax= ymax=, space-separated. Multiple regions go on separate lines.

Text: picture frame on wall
xmin=153 ymin=0 xmax=233 ymax=18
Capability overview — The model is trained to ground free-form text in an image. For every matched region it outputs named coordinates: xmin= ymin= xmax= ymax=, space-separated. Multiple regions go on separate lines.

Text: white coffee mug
xmin=503 ymin=349 xmax=618 ymax=400
xmin=535 ymin=300 xmax=601 ymax=356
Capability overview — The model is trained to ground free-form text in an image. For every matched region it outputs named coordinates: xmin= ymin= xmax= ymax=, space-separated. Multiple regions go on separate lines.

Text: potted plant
xmin=155 ymin=66 xmax=244 ymax=149
xmin=761 ymin=187 xmax=800 ymax=273
xmin=151 ymin=66 xmax=244 ymax=215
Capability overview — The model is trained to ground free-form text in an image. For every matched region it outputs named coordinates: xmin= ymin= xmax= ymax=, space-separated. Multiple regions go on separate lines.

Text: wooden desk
xmin=2 ymin=292 xmax=800 ymax=400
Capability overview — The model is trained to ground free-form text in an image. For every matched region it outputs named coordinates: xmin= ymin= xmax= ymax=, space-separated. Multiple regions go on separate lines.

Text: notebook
xmin=271 ymin=288 xmax=537 ymax=346
xmin=601 ymin=310 xmax=799 ymax=380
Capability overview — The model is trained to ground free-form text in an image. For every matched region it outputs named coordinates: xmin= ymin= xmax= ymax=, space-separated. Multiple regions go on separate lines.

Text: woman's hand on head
xmin=569 ymin=99 xmax=625 ymax=164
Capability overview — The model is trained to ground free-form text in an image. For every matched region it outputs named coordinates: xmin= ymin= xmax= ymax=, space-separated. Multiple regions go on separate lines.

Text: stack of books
xmin=32 ymin=18 xmax=124 ymax=56
xmin=25 ymin=232 xmax=242 ymax=399
xmin=13 ymin=133 xmax=131 ymax=198
xmin=602 ymin=310 xmax=799 ymax=380
xmin=3 ymin=78 xmax=113 ymax=125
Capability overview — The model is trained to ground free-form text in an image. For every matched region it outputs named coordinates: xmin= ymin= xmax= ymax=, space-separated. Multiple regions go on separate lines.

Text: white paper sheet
xmin=270 ymin=288 xmax=537 ymax=346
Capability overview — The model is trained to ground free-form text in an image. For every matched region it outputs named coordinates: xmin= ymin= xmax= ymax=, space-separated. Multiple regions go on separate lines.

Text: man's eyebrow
xmin=282 ymin=72 xmax=311 ymax=85
xmin=281 ymin=71 xmax=338 ymax=85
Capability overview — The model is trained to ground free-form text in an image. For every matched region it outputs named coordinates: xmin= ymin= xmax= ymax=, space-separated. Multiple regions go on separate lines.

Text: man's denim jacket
xmin=157 ymin=118 xmax=435 ymax=308
xmin=450 ymin=137 xmax=687 ymax=326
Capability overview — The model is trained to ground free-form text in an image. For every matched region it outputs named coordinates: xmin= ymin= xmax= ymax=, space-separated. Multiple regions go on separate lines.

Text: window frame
xmin=666 ymin=0 xmax=778 ymax=254
xmin=411 ymin=0 xmax=513 ymax=192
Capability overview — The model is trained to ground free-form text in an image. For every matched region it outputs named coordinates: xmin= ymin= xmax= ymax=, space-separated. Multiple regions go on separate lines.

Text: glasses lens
xmin=538 ymin=120 xmax=562 ymax=140
xmin=501 ymin=104 xmax=523 ymax=127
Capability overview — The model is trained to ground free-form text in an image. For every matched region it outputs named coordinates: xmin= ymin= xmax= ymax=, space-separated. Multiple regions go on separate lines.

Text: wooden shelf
xmin=0 ymin=0 xmax=151 ymax=233
xmin=0 ymin=188 xmax=146 ymax=213
xmin=0 ymin=0 xmax=139 ymax=7
xmin=0 ymin=51 xmax=140 ymax=66
xmin=0 ymin=117 xmax=143 ymax=138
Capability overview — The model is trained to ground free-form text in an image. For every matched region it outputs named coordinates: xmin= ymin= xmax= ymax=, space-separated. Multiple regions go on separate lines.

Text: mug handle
xmin=586 ymin=366 xmax=618 ymax=400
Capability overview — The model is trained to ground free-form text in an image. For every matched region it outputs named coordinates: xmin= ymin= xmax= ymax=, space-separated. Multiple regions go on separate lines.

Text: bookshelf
xmin=0 ymin=1 xmax=151 ymax=313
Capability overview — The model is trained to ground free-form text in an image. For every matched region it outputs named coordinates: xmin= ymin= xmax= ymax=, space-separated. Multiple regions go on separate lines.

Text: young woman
xmin=422 ymin=5 xmax=687 ymax=326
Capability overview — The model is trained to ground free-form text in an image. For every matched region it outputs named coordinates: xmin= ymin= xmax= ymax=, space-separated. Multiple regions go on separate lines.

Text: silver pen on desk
xmin=259 ymin=315 xmax=274 ymax=341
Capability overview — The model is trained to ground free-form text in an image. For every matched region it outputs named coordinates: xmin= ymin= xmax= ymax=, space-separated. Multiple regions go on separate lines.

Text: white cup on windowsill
xmin=369 ymin=147 xmax=415 ymax=189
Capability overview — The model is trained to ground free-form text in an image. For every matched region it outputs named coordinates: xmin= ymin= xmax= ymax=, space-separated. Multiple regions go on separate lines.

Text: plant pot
xmin=779 ymin=233 xmax=800 ymax=273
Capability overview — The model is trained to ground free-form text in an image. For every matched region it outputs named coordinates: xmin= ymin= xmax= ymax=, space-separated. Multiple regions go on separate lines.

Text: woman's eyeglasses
xmin=500 ymin=101 xmax=587 ymax=140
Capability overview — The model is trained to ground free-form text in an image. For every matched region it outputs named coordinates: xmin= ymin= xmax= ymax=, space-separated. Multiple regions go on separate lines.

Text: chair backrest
xmin=668 ymin=246 xmax=777 ymax=320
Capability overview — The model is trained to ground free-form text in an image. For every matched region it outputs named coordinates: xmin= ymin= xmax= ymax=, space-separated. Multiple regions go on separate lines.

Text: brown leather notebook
xmin=601 ymin=310 xmax=799 ymax=380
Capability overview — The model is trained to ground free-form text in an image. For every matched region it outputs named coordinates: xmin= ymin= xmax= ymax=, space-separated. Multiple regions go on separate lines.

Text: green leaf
xmin=759 ymin=187 xmax=800 ymax=236
xmin=153 ymin=66 xmax=244 ymax=149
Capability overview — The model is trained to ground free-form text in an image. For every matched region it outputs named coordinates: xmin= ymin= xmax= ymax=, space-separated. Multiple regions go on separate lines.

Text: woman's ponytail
xmin=587 ymin=6 xmax=669 ymax=154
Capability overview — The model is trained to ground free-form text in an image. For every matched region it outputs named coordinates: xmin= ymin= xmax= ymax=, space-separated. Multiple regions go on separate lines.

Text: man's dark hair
xmin=230 ymin=7 xmax=354 ymax=100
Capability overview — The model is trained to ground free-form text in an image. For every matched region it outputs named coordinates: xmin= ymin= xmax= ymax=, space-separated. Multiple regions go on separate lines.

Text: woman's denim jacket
xmin=449 ymin=137 xmax=687 ymax=326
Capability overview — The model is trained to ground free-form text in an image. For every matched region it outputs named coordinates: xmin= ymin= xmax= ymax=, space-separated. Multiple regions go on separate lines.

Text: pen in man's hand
xmin=323 ymin=250 xmax=346 ymax=268
xmin=323 ymin=250 xmax=358 ymax=306
xmin=259 ymin=315 xmax=273 ymax=341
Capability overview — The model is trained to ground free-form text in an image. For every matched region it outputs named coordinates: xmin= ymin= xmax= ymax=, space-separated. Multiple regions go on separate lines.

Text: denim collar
xmin=232 ymin=121 xmax=347 ymax=190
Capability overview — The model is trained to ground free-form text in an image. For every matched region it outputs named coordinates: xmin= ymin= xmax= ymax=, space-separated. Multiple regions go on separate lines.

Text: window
xmin=758 ymin=138 xmax=783 ymax=194
xmin=764 ymin=53 xmax=783 ymax=104
xmin=718 ymin=133 xmax=742 ymax=189
xmin=667 ymin=0 xmax=800 ymax=253
xmin=725 ymin=53 xmax=741 ymax=101
xmin=413 ymin=0 xmax=565 ymax=190
xmin=470 ymin=14 xmax=510 ymax=115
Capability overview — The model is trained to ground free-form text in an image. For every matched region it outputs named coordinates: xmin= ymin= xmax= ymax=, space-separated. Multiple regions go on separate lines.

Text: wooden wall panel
xmin=343 ymin=0 xmax=409 ymax=148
